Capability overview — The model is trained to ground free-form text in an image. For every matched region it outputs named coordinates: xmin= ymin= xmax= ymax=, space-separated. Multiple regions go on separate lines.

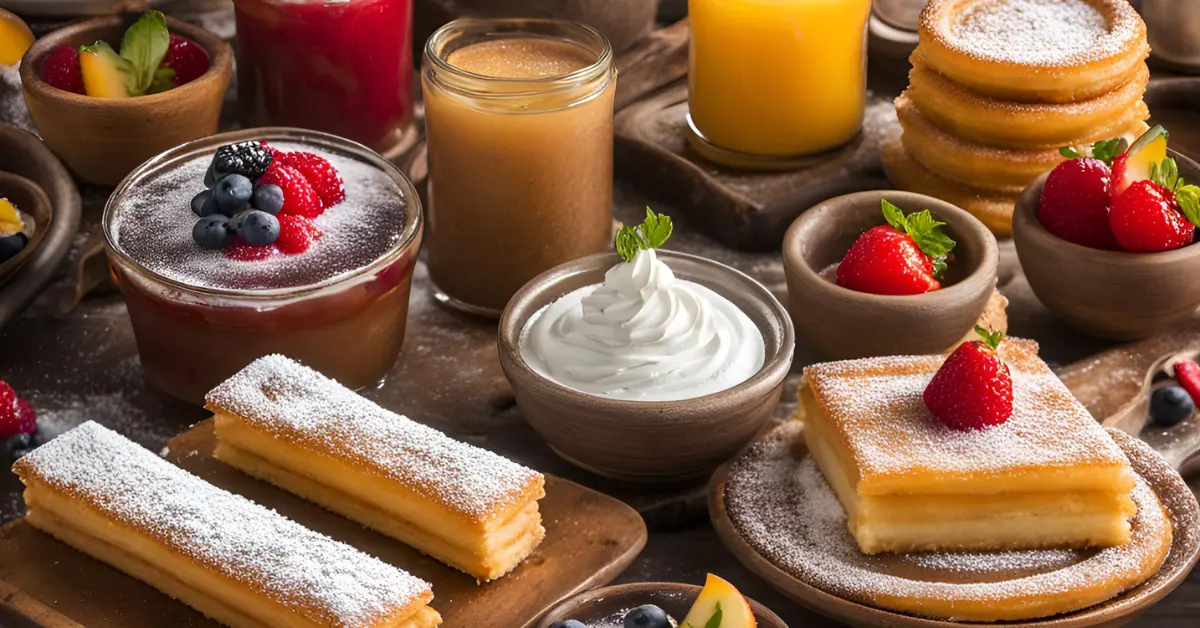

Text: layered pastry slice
xmin=799 ymin=339 xmax=1137 ymax=555
xmin=14 ymin=421 xmax=441 ymax=628
xmin=206 ymin=355 xmax=546 ymax=582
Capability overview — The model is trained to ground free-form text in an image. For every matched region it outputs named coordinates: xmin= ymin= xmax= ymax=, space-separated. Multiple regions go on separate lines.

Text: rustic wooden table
xmin=0 ymin=1 xmax=1197 ymax=626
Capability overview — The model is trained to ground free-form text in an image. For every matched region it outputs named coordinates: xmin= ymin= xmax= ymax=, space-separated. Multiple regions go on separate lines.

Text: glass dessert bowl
xmin=104 ymin=128 xmax=423 ymax=404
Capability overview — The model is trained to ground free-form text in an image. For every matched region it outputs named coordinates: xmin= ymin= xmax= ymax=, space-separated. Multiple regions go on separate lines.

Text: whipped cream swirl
xmin=520 ymin=249 xmax=765 ymax=402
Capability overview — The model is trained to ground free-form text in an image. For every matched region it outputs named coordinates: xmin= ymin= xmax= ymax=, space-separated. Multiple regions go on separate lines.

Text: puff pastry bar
xmin=14 ymin=421 xmax=440 ymax=628
xmin=206 ymin=355 xmax=546 ymax=582
xmin=799 ymin=339 xmax=1138 ymax=555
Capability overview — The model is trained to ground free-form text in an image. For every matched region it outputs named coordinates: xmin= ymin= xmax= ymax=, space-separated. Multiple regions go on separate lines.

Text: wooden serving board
xmin=0 ymin=420 xmax=648 ymax=628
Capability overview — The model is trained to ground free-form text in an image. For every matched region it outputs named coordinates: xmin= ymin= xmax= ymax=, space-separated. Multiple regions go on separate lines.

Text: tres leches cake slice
xmin=205 ymin=355 xmax=546 ymax=582
xmin=14 ymin=421 xmax=440 ymax=628
xmin=800 ymin=333 xmax=1137 ymax=555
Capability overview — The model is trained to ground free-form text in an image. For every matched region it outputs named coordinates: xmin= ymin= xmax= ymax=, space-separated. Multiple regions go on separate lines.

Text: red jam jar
xmin=233 ymin=0 xmax=415 ymax=154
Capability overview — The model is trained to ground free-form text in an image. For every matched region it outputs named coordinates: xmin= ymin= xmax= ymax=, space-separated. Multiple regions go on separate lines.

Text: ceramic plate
xmin=710 ymin=421 xmax=1200 ymax=628
xmin=536 ymin=582 xmax=788 ymax=628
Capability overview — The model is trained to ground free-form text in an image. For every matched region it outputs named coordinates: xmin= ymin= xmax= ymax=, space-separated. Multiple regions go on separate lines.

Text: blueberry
xmin=191 ymin=190 xmax=219 ymax=217
xmin=251 ymin=183 xmax=285 ymax=215
xmin=0 ymin=232 xmax=27 ymax=263
xmin=5 ymin=432 xmax=32 ymax=460
xmin=623 ymin=605 xmax=671 ymax=628
xmin=214 ymin=173 xmax=254 ymax=216
xmin=237 ymin=210 xmax=280 ymax=246
xmin=1151 ymin=385 xmax=1193 ymax=427
xmin=548 ymin=622 xmax=586 ymax=628
xmin=193 ymin=215 xmax=233 ymax=250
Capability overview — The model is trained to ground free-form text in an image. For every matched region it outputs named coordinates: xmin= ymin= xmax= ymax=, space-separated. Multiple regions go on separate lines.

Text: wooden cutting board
xmin=0 ymin=420 xmax=648 ymax=628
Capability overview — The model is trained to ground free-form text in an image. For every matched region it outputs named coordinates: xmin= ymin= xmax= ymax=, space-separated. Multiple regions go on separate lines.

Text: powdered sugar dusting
xmin=928 ymin=0 xmax=1142 ymax=66
xmin=803 ymin=340 xmax=1130 ymax=481
xmin=724 ymin=421 xmax=1172 ymax=612
xmin=16 ymin=421 xmax=431 ymax=628
xmin=206 ymin=355 xmax=543 ymax=523
xmin=109 ymin=142 xmax=408 ymax=291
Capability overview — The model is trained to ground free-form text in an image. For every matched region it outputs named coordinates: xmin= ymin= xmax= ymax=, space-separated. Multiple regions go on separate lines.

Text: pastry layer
xmin=907 ymin=56 xmax=1150 ymax=149
xmin=800 ymin=338 xmax=1137 ymax=497
xmin=882 ymin=136 xmax=1016 ymax=235
xmin=918 ymin=0 xmax=1148 ymax=103
xmin=14 ymin=421 xmax=437 ymax=628
xmin=205 ymin=354 xmax=546 ymax=581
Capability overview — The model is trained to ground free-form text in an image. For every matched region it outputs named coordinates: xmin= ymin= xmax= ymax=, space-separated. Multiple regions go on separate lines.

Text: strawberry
xmin=0 ymin=381 xmax=36 ymax=440
xmin=1037 ymin=157 xmax=1118 ymax=250
xmin=160 ymin=33 xmax=210 ymax=87
xmin=42 ymin=44 xmax=85 ymax=94
xmin=224 ymin=237 xmax=280 ymax=261
xmin=1110 ymin=126 xmax=1169 ymax=200
xmin=281 ymin=151 xmax=345 ymax=208
xmin=275 ymin=214 xmax=322 ymax=255
xmin=1169 ymin=358 xmax=1200 ymax=407
xmin=1108 ymin=157 xmax=1200 ymax=252
xmin=836 ymin=199 xmax=955 ymax=296
xmin=923 ymin=327 xmax=1013 ymax=431
xmin=257 ymin=162 xmax=322 ymax=218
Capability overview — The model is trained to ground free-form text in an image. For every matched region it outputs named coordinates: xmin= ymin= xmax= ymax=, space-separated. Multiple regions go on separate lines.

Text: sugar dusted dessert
xmin=14 ymin=421 xmax=441 ymax=628
xmin=206 ymin=355 xmax=546 ymax=582
xmin=103 ymin=130 xmax=423 ymax=404
xmin=799 ymin=336 xmax=1137 ymax=554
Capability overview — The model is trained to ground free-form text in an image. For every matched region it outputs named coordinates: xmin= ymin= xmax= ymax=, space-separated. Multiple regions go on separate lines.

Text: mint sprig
xmin=881 ymin=199 xmax=955 ymax=277
xmin=1059 ymin=136 xmax=1129 ymax=166
xmin=974 ymin=326 xmax=1004 ymax=351
xmin=1149 ymin=157 xmax=1200 ymax=228
xmin=119 ymin=11 xmax=171 ymax=96
xmin=615 ymin=207 xmax=673 ymax=262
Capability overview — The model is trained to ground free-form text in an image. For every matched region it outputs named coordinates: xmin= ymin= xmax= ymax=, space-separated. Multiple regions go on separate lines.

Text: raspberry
xmin=0 ymin=381 xmax=36 ymax=440
xmin=42 ymin=44 xmax=85 ymax=95
xmin=224 ymin=237 xmax=280 ymax=261
xmin=275 ymin=214 xmax=322 ymax=255
xmin=258 ymin=162 xmax=322 ymax=218
xmin=281 ymin=152 xmax=345 ymax=209
xmin=260 ymin=141 xmax=286 ymax=162
xmin=160 ymin=34 xmax=210 ymax=87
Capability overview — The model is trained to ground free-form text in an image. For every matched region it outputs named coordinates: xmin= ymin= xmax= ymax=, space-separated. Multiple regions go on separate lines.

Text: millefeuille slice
xmin=14 ymin=421 xmax=440 ymax=628
xmin=205 ymin=355 xmax=546 ymax=582
xmin=798 ymin=338 xmax=1137 ymax=555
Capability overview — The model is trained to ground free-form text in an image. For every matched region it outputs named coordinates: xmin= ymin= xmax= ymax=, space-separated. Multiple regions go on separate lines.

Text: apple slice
xmin=79 ymin=41 xmax=132 ymax=99
xmin=680 ymin=574 xmax=756 ymax=628
xmin=1111 ymin=125 xmax=1169 ymax=199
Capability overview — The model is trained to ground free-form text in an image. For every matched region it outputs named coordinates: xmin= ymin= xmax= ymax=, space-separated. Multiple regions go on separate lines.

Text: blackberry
xmin=212 ymin=141 xmax=273 ymax=180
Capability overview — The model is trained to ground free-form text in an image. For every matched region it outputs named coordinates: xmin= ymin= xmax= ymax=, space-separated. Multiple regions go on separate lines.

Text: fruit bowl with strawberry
xmin=19 ymin=12 xmax=232 ymax=186
xmin=784 ymin=190 xmax=1000 ymax=360
xmin=1013 ymin=125 xmax=1200 ymax=340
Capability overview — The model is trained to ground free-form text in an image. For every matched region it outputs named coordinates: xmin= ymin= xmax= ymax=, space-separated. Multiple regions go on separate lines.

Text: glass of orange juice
xmin=687 ymin=0 xmax=872 ymax=170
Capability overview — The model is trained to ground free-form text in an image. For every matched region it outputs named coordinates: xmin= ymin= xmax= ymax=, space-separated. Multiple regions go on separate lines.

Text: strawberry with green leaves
xmin=923 ymin=327 xmax=1014 ymax=431
xmin=1038 ymin=137 xmax=1128 ymax=250
xmin=836 ymin=199 xmax=956 ymax=296
xmin=1109 ymin=156 xmax=1200 ymax=252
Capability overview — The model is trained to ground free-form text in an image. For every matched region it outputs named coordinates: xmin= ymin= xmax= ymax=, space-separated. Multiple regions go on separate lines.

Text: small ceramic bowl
xmin=783 ymin=190 xmax=999 ymax=360
xmin=20 ymin=15 xmax=233 ymax=186
xmin=1012 ymin=150 xmax=1200 ymax=341
xmin=536 ymin=582 xmax=789 ymax=628
xmin=498 ymin=250 xmax=794 ymax=483
xmin=0 ymin=172 xmax=51 ymax=283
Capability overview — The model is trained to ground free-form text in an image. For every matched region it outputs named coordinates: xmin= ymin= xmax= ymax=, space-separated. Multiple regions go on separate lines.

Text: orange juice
xmin=688 ymin=0 xmax=872 ymax=163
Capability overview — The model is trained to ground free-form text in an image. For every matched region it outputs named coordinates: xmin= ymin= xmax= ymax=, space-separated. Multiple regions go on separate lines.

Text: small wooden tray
xmin=0 ymin=420 xmax=648 ymax=628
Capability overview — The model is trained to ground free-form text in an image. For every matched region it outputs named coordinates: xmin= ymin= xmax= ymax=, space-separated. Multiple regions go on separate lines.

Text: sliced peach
xmin=681 ymin=574 xmax=756 ymax=628
xmin=0 ymin=9 xmax=34 ymax=66
xmin=79 ymin=42 xmax=132 ymax=99
xmin=0 ymin=197 xmax=22 ymax=235
xmin=1112 ymin=125 xmax=1169 ymax=199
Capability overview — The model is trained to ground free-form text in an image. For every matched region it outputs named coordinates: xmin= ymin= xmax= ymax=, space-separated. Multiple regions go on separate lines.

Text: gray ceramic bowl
xmin=783 ymin=190 xmax=999 ymax=360
xmin=536 ymin=582 xmax=788 ymax=628
xmin=1012 ymin=149 xmax=1200 ymax=341
xmin=498 ymin=250 xmax=794 ymax=484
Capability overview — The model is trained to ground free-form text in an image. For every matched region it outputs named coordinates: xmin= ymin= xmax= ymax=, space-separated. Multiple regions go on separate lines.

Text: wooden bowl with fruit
xmin=537 ymin=575 xmax=787 ymax=628
xmin=19 ymin=11 xmax=233 ymax=186
xmin=0 ymin=172 xmax=51 ymax=284
xmin=1014 ymin=125 xmax=1200 ymax=341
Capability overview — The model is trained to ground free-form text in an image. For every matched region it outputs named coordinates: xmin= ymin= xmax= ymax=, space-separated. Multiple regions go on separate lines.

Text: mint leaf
xmin=613 ymin=208 xmax=674 ymax=262
xmin=120 ymin=11 xmax=171 ymax=96
xmin=1151 ymin=158 xmax=1184 ymax=193
xmin=1089 ymin=137 xmax=1127 ymax=166
xmin=879 ymin=199 xmax=956 ymax=278
xmin=881 ymin=199 xmax=906 ymax=231
xmin=1059 ymin=146 xmax=1084 ymax=159
xmin=975 ymin=326 xmax=1004 ymax=351
xmin=1176 ymin=185 xmax=1200 ymax=228
xmin=704 ymin=602 xmax=723 ymax=628
xmin=148 ymin=66 xmax=176 ymax=94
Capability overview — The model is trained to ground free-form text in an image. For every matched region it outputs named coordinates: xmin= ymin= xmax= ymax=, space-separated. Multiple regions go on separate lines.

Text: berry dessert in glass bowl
xmin=1013 ymin=125 xmax=1200 ymax=339
xmin=103 ymin=128 xmax=423 ymax=405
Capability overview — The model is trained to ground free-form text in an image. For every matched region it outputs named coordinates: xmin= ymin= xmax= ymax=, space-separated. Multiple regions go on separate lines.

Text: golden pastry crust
xmin=919 ymin=0 xmax=1148 ymax=103
xmin=907 ymin=54 xmax=1150 ymax=149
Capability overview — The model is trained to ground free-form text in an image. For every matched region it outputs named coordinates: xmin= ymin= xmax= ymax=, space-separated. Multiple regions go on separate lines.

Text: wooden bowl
xmin=0 ymin=173 xmax=51 ymax=284
xmin=498 ymin=250 xmax=795 ymax=484
xmin=783 ymin=190 xmax=1000 ymax=359
xmin=710 ymin=422 xmax=1200 ymax=628
xmin=1012 ymin=150 xmax=1200 ymax=341
xmin=20 ymin=15 xmax=233 ymax=186
xmin=536 ymin=581 xmax=789 ymax=628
